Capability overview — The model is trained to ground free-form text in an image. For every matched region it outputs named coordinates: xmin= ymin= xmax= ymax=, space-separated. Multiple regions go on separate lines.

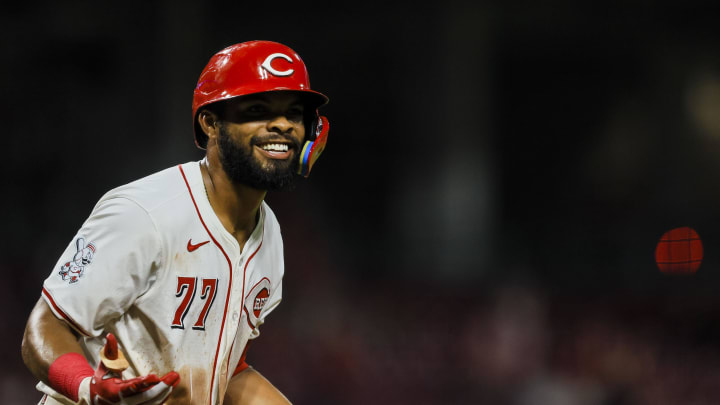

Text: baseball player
xmin=21 ymin=40 xmax=329 ymax=404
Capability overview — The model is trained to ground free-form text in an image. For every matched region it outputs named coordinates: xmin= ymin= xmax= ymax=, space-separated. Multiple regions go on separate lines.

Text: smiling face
xmin=204 ymin=91 xmax=307 ymax=190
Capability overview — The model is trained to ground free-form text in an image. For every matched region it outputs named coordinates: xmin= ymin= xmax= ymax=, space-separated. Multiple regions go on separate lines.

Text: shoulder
xmin=86 ymin=162 xmax=204 ymax=243
xmin=260 ymin=201 xmax=282 ymax=238
xmin=98 ymin=164 xmax=191 ymax=212
xmin=261 ymin=201 xmax=280 ymax=225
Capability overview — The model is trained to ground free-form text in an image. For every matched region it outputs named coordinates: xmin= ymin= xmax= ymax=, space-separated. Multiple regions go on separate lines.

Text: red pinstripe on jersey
xmin=42 ymin=287 xmax=91 ymax=337
xmin=231 ymin=207 xmax=264 ymax=383
xmin=179 ymin=165 xmax=233 ymax=404
xmin=178 ymin=164 xmax=264 ymax=404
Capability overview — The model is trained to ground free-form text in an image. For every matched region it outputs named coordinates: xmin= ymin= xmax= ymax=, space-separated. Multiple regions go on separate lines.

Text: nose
xmin=267 ymin=115 xmax=294 ymax=134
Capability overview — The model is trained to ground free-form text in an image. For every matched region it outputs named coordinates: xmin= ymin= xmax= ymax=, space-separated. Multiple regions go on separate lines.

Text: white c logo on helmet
xmin=261 ymin=53 xmax=294 ymax=77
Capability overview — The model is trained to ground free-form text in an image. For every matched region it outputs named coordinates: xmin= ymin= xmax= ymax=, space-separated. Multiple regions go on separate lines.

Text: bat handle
xmin=99 ymin=335 xmax=130 ymax=374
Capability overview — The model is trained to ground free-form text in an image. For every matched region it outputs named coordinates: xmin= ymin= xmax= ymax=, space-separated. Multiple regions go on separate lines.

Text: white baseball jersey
xmin=37 ymin=160 xmax=284 ymax=405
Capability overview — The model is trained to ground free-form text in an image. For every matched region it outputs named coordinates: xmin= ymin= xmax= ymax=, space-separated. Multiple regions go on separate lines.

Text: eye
xmin=246 ymin=104 xmax=268 ymax=114
xmin=286 ymin=106 xmax=305 ymax=121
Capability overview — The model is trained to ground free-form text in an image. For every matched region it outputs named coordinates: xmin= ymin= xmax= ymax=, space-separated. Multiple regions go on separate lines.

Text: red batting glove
xmin=81 ymin=334 xmax=180 ymax=405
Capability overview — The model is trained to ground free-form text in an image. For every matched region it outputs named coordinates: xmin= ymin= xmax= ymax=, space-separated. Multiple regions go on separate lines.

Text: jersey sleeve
xmin=249 ymin=208 xmax=284 ymax=340
xmin=42 ymin=196 xmax=164 ymax=337
xmin=246 ymin=275 xmax=283 ymax=343
xmin=257 ymin=282 xmax=282 ymax=328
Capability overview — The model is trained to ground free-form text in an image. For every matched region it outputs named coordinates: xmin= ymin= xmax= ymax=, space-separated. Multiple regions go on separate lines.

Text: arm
xmin=223 ymin=367 xmax=291 ymax=405
xmin=22 ymin=297 xmax=178 ymax=404
xmin=22 ymin=297 xmax=83 ymax=384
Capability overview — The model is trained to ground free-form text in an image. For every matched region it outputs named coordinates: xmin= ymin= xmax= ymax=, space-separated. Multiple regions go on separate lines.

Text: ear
xmin=76 ymin=237 xmax=85 ymax=251
xmin=198 ymin=109 xmax=221 ymax=141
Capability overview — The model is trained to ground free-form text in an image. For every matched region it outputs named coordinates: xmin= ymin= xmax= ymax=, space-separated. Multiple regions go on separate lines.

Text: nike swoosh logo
xmin=187 ymin=239 xmax=210 ymax=252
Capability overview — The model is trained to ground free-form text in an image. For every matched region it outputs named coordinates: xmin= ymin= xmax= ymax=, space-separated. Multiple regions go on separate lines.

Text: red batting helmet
xmin=192 ymin=41 xmax=329 ymax=149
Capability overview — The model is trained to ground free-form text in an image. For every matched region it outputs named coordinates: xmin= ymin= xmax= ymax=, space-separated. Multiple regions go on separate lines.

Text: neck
xmin=200 ymin=156 xmax=266 ymax=244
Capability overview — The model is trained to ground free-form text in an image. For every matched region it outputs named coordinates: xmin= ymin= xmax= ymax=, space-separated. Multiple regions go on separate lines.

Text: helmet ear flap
xmin=298 ymin=115 xmax=329 ymax=178
xmin=304 ymin=109 xmax=321 ymax=142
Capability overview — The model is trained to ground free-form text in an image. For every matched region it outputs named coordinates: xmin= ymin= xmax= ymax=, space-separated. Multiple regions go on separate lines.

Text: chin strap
xmin=298 ymin=116 xmax=329 ymax=178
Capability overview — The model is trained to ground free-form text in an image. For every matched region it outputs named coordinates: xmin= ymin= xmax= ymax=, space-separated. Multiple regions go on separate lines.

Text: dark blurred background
xmin=4 ymin=1 xmax=720 ymax=404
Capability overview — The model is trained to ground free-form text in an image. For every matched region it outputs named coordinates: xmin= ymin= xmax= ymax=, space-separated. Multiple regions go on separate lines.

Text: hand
xmin=79 ymin=333 xmax=180 ymax=405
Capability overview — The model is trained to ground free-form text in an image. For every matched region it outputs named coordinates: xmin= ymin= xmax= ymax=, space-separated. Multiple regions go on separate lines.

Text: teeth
xmin=260 ymin=143 xmax=288 ymax=152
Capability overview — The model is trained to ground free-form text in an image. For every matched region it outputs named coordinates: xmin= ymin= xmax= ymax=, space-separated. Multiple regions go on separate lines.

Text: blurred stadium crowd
xmin=250 ymin=276 xmax=720 ymax=405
